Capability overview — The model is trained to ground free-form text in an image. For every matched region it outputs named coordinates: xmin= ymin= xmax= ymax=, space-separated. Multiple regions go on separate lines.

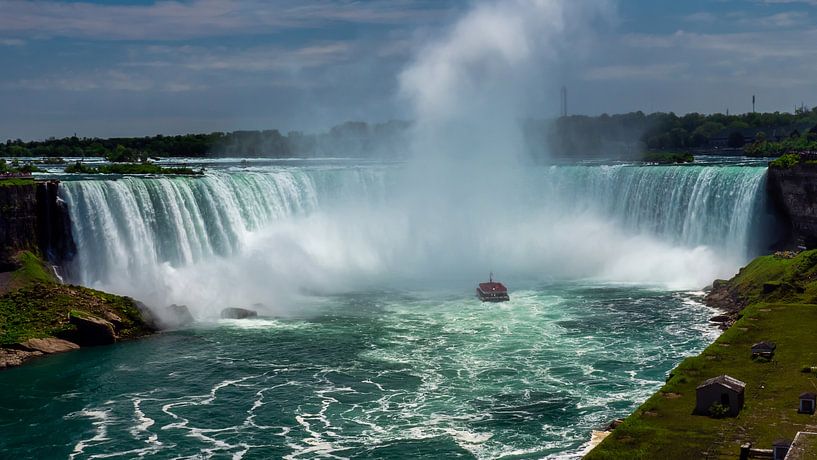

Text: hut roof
xmin=800 ymin=392 xmax=817 ymax=400
xmin=696 ymin=375 xmax=746 ymax=392
xmin=752 ymin=341 xmax=777 ymax=351
xmin=773 ymin=438 xmax=792 ymax=448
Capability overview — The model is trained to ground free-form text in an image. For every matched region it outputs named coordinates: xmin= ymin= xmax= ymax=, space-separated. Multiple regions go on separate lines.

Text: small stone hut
xmin=695 ymin=375 xmax=746 ymax=417
xmin=752 ymin=341 xmax=777 ymax=359
xmin=799 ymin=393 xmax=816 ymax=414
xmin=773 ymin=439 xmax=791 ymax=460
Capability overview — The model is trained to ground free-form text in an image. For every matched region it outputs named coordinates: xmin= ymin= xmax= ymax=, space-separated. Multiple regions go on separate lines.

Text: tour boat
xmin=476 ymin=273 xmax=509 ymax=302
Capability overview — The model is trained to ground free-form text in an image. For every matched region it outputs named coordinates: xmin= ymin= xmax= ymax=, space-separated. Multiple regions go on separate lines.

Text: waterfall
xmin=60 ymin=163 xmax=771 ymax=313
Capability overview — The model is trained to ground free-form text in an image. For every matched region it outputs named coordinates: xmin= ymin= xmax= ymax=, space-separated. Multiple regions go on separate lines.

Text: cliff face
xmin=767 ymin=163 xmax=817 ymax=248
xmin=0 ymin=183 xmax=37 ymax=271
xmin=0 ymin=181 xmax=75 ymax=271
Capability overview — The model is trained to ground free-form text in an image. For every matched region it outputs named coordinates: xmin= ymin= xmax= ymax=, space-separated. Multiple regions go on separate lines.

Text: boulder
xmin=19 ymin=337 xmax=79 ymax=354
xmin=0 ymin=348 xmax=42 ymax=369
xmin=69 ymin=310 xmax=116 ymax=346
xmin=156 ymin=304 xmax=195 ymax=329
xmin=220 ymin=307 xmax=258 ymax=319
xmin=606 ymin=418 xmax=625 ymax=431
xmin=709 ymin=315 xmax=730 ymax=323
xmin=134 ymin=300 xmax=159 ymax=330
xmin=101 ymin=311 xmax=124 ymax=328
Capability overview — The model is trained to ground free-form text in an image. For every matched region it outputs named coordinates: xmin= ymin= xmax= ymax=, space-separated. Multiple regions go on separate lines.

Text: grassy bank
xmin=587 ymin=251 xmax=817 ymax=459
xmin=0 ymin=251 xmax=154 ymax=360
xmin=0 ymin=178 xmax=35 ymax=187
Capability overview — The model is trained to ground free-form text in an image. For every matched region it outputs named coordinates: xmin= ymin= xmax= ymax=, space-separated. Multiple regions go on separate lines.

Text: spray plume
xmin=62 ymin=0 xmax=770 ymax=318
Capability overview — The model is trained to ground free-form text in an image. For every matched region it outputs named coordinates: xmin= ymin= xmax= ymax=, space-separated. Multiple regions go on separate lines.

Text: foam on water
xmin=59 ymin=162 xmax=771 ymax=317
xmin=12 ymin=285 xmax=706 ymax=458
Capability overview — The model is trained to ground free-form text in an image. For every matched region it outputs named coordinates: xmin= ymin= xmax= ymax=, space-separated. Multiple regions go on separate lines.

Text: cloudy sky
xmin=1 ymin=0 xmax=816 ymax=140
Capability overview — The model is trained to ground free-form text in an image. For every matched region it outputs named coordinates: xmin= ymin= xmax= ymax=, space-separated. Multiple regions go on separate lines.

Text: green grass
xmin=769 ymin=153 xmax=801 ymax=169
xmin=0 ymin=178 xmax=35 ymax=187
xmin=64 ymin=161 xmax=203 ymax=175
xmin=588 ymin=250 xmax=817 ymax=459
xmin=10 ymin=251 xmax=56 ymax=286
xmin=0 ymin=252 xmax=153 ymax=345
xmin=588 ymin=302 xmax=817 ymax=459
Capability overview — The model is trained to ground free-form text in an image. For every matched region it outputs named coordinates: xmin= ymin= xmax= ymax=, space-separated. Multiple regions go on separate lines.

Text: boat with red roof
xmin=477 ymin=273 xmax=509 ymax=302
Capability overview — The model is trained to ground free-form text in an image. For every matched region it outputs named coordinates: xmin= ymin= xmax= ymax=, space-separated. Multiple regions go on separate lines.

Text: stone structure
xmin=799 ymin=393 xmax=816 ymax=414
xmin=695 ymin=375 xmax=746 ymax=417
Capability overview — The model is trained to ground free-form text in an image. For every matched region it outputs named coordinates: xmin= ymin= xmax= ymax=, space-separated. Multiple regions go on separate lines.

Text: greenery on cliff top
xmin=0 ymin=251 xmax=153 ymax=345
xmin=2 ymin=109 xmax=817 ymax=160
xmin=0 ymin=178 xmax=35 ymax=187
xmin=769 ymin=153 xmax=802 ymax=169
xmin=746 ymin=131 xmax=817 ymax=157
xmin=588 ymin=251 xmax=817 ymax=459
xmin=64 ymin=161 xmax=204 ymax=176
xmin=641 ymin=151 xmax=694 ymax=164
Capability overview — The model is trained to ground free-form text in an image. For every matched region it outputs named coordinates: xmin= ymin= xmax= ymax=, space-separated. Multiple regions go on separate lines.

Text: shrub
xmin=708 ymin=402 xmax=730 ymax=418
xmin=769 ymin=153 xmax=800 ymax=169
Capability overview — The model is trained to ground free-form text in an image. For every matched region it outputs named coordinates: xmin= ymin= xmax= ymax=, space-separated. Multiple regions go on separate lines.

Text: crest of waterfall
xmin=60 ymin=163 xmax=770 ymax=314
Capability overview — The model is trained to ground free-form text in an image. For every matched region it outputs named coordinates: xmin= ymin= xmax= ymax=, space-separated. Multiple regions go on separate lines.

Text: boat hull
xmin=476 ymin=288 xmax=510 ymax=302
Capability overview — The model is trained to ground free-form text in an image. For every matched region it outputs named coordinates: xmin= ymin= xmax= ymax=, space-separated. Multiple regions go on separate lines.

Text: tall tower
xmin=752 ymin=95 xmax=756 ymax=113
xmin=560 ymin=86 xmax=568 ymax=117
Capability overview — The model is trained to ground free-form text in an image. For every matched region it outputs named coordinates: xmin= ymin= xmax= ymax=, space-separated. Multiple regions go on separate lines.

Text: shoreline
xmin=0 ymin=251 xmax=157 ymax=370
xmin=586 ymin=250 xmax=817 ymax=458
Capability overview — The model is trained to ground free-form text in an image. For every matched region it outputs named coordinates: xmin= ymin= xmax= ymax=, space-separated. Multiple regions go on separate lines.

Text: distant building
xmin=752 ymin=341 xmax=777 ymax=359
xmin=695 ymin=375 xmax=746 ymax=417
xmin=799 ymin=393 xmax=816 ymax=414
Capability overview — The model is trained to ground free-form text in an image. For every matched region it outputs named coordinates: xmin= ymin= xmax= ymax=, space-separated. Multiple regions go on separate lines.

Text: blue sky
xmin=1 ymin=0 xmax=816 ymax=140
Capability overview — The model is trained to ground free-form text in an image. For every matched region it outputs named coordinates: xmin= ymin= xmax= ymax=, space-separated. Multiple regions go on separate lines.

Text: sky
xmin=1 ymin=0 xmax=816 ymax=140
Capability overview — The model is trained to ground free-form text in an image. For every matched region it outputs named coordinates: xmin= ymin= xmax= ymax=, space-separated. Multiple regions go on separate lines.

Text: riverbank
xmin=0 ymin=251 xmax=155 ymax=369
xmin=586 ymin=250 xmax=817 ymax=459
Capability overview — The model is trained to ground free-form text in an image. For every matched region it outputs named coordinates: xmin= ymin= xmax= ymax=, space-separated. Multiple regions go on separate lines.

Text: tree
xmin=105 ymin=144 xmax=142 ymax=162
xmin=728 ymin=131 xmax=745 ymax=148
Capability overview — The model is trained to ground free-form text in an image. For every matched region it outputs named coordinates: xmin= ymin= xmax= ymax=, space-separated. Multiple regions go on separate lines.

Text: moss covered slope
xmin=587 ymin=250 xmax=817 ymax=459
xmin=0 ymin=251 xmax=154 ymax=366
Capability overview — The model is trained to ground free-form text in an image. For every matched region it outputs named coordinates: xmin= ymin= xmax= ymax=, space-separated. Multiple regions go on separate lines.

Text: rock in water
xmin=19 ymin=337 xmax=79 ymax=354
xmin=157 ymin=304 xmax=195 ymax=329
xmin=221 ymin=307 xmax=258 ymax=319
xmin=0 ymin=348 xmax=42 ymax=369
xmin=68 ymin=310 xmax=116 ymax=345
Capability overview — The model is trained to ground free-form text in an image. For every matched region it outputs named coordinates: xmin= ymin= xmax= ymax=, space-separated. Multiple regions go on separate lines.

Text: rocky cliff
xmin=0 ymin=182 xmax=37 ymax=271
xmin=767 ymin=162 xmax=817 ymax=248
xmin=0 ymin=180 xmax=74 ymax=270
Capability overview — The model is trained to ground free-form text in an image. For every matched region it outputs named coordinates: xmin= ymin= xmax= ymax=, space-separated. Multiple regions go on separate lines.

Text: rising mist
xmin=60 ymin=0 xmax=773 ymax=318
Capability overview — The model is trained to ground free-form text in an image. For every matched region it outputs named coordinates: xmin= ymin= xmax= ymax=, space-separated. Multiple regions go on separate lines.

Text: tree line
xmin=527 ymin=107 xmax=817 ymax=158
xmin=3 ymin=109 xmax=817 ymax=160
xmin=0 ymin=121 xmax=412 ymax=161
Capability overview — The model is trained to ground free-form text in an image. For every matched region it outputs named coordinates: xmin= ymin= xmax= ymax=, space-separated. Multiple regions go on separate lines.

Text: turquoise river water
xmin=0 ymin=158 xmax=773 ymax=458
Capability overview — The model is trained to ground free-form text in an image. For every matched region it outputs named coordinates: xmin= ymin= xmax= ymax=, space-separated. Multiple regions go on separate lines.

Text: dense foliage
xmin=769 ymin=153 xmax=801 ymax=169
xmin=64 ymin=161 xmax=203 ymax=175
xmin=530 ymin=108 xmax=817 ymax=157
xmin=641 ymin=152 xmax=694 ymax=164
xmin=745 ymin=132 xmax=817 ymax=157
xmin=3 ymin=110 xmax=817 ymax=160
xmin=0 ymin=159 xmax=43 ymax=174
xmin=0 ymin=120 xmax=412 ymax=159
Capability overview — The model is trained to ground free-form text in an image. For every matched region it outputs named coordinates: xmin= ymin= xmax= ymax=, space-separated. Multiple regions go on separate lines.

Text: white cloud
xmin=583 ymin=63 xmax=686 ymax=81
xmin=0 ymin=37 xmax=25 ymax=46
xmin=0 ymin=0 xmax=448 ymax=41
